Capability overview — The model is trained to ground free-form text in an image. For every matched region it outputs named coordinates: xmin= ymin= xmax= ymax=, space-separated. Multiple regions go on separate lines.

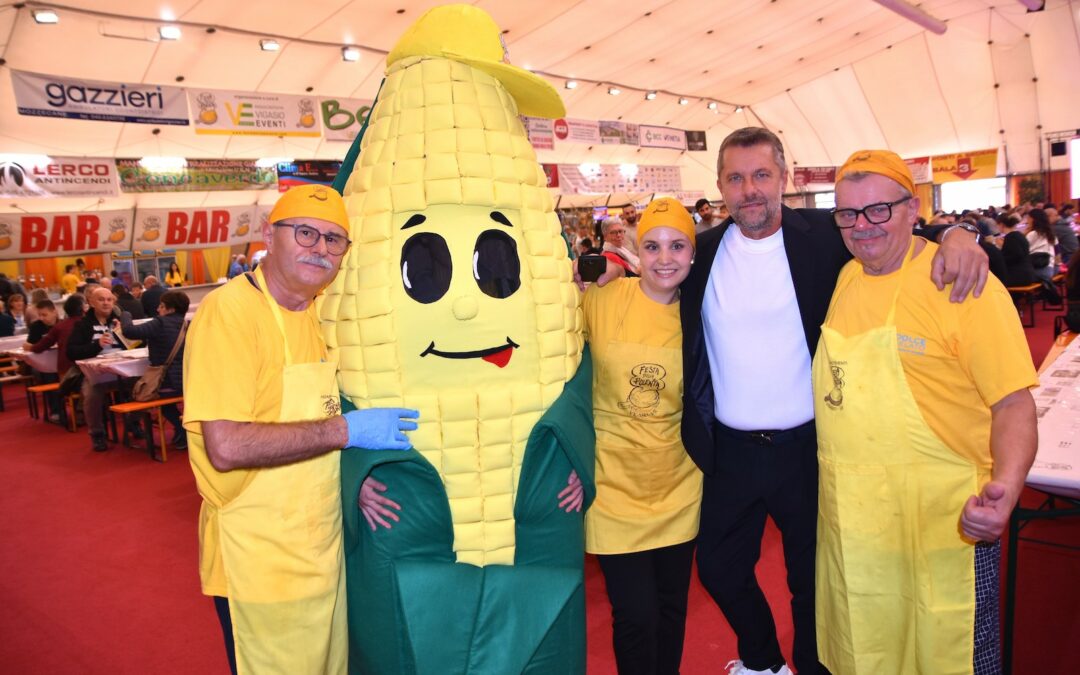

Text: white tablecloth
xmin=0 ymin=335 xmax=26 ymax=353
xmin=1030 ymin=336 xmax=1080 ymax=498
xmin=10 ymin=347 xmax=58 ymax=374
xmin=76 ymin=348 xmax=150 ymax=385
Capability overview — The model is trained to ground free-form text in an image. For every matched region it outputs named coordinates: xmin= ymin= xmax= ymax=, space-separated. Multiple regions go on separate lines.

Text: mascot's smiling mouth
xmin=420 ymin=337 xmax=520 ymax=368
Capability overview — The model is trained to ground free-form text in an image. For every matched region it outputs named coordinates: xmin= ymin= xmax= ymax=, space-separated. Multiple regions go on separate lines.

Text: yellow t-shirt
xmin=183 ymin=274 xmax=326 ymax=596
xmin=60 ymin=273 xmax=80 ymax=295
xmin=824 ymin=242 xmax=1039 ymax=472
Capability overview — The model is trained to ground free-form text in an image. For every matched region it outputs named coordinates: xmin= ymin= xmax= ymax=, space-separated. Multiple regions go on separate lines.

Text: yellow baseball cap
xmin=387 ymin=4 xmax=565 ymax=119
xmin=836 ymin=149 xmax=915 ymax=195
xmin=268 ymin=185 xmax=350 ymax=234
xmin=637 ymin=197 xmax=696 ymax=247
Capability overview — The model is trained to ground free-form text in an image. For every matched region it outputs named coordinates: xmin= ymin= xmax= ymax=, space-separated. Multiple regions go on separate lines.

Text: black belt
xmin=716 ymin=419 xmax=816 ymax=446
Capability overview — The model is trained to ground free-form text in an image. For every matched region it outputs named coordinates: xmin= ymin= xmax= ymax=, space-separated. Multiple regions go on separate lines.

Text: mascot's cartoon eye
xmin=473 ymin=230 xmax=521 ymax=299
xmin=401 ymin=232 xmax=452 ymax=303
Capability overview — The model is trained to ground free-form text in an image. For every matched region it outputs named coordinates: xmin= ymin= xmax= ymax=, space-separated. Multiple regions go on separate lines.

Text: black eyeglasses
xmin=273 ymin=223 xmax=351 ymax=255
xmin=832 ymin=196 xmax=913 ymax=229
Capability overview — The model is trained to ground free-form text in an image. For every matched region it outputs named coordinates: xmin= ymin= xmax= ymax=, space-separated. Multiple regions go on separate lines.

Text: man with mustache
xmin=813 ymin=150 xmax=1035 ymax=674
xmin=678 ymin=128 xmax=988 ymax=675
xmin=182 ymin=184 xmax=418 ymax=674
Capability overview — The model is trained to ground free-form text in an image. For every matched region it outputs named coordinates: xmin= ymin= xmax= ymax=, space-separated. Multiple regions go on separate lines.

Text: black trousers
xmin=696 ymin=423 xmax=826 ymax=675
xmin=597 ymin=540 xmax=696 ymax=675
xmin=213 ymin=596 xmax=238 ymax=675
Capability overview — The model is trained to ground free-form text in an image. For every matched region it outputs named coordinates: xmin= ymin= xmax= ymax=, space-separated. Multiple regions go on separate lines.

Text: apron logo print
xmin=322 ymin=395 xmax=341 ymax=417
xmin=619 ymin=362 xmax=666 ymax=418
xmin=824 ymin=363 xmax=845 ymax=410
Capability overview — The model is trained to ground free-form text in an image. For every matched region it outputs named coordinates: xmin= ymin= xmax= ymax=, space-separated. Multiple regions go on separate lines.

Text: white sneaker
xmin=725 ymin=660 xmax=794 ymax=675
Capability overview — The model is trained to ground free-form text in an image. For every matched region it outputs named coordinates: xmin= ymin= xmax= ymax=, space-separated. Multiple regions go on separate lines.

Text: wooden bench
xmin=1007 ymin=283 xmax=1042 ymax=328
xmin=26 ymin=382 xmax=60 ymax=420
xmin=109 ymin=396 xmax=184 ymax=462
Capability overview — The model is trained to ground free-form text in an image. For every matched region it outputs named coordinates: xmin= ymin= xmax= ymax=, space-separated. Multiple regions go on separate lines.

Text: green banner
xmin=117 ymin=158 xmax=276 ymax=193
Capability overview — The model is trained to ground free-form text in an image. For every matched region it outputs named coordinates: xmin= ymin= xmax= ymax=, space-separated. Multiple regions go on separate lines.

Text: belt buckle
xmin=750 ymin=431 xmax=774 ymax=444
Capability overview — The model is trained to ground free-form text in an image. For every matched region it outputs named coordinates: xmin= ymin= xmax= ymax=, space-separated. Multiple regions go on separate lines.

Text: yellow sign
xmin=931 ymin=149 xmax=998 ymax=184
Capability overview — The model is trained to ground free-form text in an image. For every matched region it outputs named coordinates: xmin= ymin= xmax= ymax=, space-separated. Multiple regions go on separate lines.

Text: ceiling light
xmin=259 ymin=39 xmax=280 ymax=52
xmin=707 ymin=101 xmax=718 ymax=110
xmin=159 ymin=25 xmax=181 ymax=40
xmin=341 ymin=46 xmax=361 ymax=62
xmin=565 ymin=80 xmax=578 ymax=90
xmin=734 ymin=106 xmax=744 ymax=113
xmin=645 ymin=91 xmax=657 ymax=100
xmin=32 ymin=10 xmax=59 ymax=24
xmin=607 ymin=86 xmax=621 ymax=96
xmin=678 ymin=97 xmax=689 ymax=105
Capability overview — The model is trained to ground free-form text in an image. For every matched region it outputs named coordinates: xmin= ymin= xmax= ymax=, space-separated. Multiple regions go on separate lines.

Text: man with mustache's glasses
xmin=677 ymin=128 xmax=988 ymax=675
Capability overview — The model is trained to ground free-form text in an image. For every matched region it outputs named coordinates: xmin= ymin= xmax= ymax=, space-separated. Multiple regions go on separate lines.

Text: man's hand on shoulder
xmin=933 ymin=227 xmax=988 ymax=303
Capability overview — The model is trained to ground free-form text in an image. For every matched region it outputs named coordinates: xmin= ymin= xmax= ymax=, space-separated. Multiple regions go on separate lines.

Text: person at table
xmin=6 ymin=292 xmax=28 ymax=334
xmin=67 ymin=285 xmax=135 ymax=452
xmin=32 ymin=294 xmax=86 ymax=421
xmin=24 ymin=299 xmax=58 ymax=348
xmin=140 ymin=276 xmax=166 ymax=317
xmin=182 ymin=184 xmax=418 ymax=675
xmin=813 ymin=150 xmax=1037 ymax=675
xmin=32 ymin=294 xmax=84 ymax=376
xmin=581 ymin=197 xmax=703 ymax=675
xmin=120 ymin=289 xmax=189 ymax=449
xmin=112 ymin=284 xmax=145 ymax=320
xmin=0 ymin=298 xmax=13 ymax=337
xmin=60 ymin=264 xmax=81 ymax=296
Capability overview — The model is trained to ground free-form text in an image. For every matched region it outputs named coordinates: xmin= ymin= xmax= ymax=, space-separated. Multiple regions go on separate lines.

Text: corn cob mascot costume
xmin=319 ymin=5 xmax=595 ymax=674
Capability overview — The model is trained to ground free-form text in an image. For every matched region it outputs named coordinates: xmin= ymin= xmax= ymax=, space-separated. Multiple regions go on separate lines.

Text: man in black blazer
xmin=679 ymin=128 xmax=986 ymax=675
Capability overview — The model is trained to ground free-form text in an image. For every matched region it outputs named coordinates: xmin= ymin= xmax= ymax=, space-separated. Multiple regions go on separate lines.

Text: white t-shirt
xmin=701 ymin=225 xmax=814 ymax=430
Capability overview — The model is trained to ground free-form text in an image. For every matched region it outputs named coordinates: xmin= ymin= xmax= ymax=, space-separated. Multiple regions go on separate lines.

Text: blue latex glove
xmin=344 ymin=407 xmax=419 ymax=450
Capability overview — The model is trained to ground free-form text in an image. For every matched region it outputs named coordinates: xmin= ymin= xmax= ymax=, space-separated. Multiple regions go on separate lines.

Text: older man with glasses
xmin=182 ymin=184 xmax=420 ymax=675
xmin=812 ymin=150 xmax=1037 ymax=675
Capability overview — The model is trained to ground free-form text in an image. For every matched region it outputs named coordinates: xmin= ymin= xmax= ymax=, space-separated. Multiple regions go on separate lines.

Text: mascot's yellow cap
xmin=387 ymin=4 xmax=566 ymax=119
xmin=268 ymin=185 xmax=350 ymax=234
xmin=836 ymin=149 xmax=915 ymax=195
xmin=637 ymin=197 xmax=696 ymax=247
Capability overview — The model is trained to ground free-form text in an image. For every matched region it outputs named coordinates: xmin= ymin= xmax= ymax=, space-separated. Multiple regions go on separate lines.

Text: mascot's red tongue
xmin=482 ymin=346 xmax=514 ymax=368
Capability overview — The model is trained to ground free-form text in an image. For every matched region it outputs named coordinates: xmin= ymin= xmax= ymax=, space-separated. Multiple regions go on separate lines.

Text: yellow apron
xmin=217 ymin=267 xmax=347 ymax=675
xmin=586 ymin=288 xmax=701 ymax=554
xmin=812 ymin=242 xmax=978 ymax=675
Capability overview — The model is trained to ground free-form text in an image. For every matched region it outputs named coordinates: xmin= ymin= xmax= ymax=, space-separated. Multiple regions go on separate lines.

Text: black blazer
xmin=679 ymin=206 xmax=851 ymax=475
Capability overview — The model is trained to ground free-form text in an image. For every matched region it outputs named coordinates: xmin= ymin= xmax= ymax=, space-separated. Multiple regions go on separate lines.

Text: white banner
xmin=133 ymin=206 xmax=262 ymax=250
xmin=11 ymin=70 xmax=190 ymax=125
xmin=524 ymin=116 xmax=555 ymax=150
xmin=0 ymin=209 xmax=133 ymax=260
xmin=0 ymin=156 xmax=119 ymax=198
xmin=321 ymin=97 xmax=374 ymax=142
xmin=555 ymin=163 xmax=682 ymax=195
xmin=906 ymin=157 xmax=932 ymax=184
xmin=188 ymin=89 xmax=321 ymax=137
xmin=553 ymin=118 xmax=601 ymax=144
xmin=639 ymin=125 xmax=687 ymax=151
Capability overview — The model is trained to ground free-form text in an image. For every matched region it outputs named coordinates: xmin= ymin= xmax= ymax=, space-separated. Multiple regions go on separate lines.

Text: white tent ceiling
xmin=1 ymin=0 xmax=1078 ymax=212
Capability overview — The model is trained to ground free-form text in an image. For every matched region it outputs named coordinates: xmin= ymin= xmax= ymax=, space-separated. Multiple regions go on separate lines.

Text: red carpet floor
xmin=1 ymin=302 xmax=1076 ymax=674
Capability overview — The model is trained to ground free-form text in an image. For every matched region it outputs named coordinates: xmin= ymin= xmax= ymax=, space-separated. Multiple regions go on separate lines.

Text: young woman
xmin=1026 ymin=208 xmax=1057 ymax=282
xmin=581 ymin=197 xmax=703 ymax=675
xmin=164 ymin=262 xmax=185 ymax=287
